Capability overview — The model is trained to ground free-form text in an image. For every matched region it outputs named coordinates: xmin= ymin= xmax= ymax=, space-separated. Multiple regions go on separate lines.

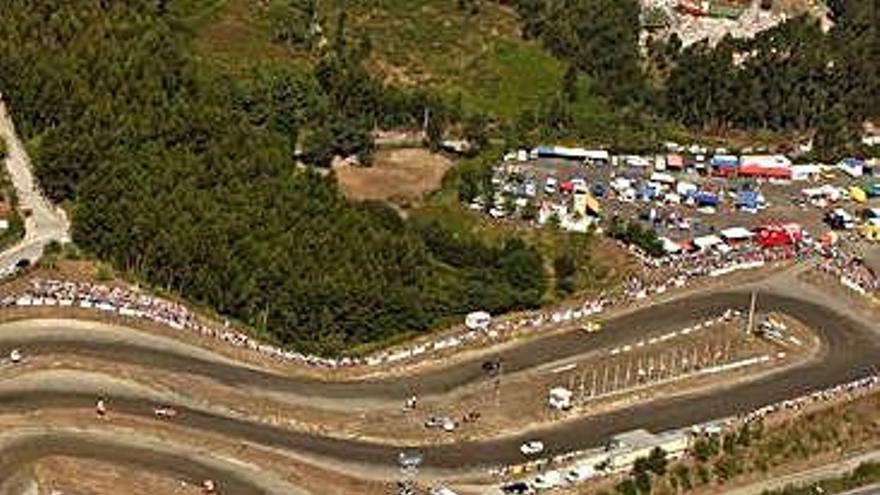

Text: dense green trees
xmin=0 ymin=0 xmax=547 ymax=355
xmin=510 ymin=0 xmax=646 ymax=103
xmin=664 ymin=4 xmax=878 ymax=157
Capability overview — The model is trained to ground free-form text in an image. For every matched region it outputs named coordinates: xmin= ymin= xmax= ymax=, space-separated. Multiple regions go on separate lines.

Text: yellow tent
xmin=861 ymin=222 xmax=880 ymax=242
xmin=850 ymin=186 xmax=867 ymax=203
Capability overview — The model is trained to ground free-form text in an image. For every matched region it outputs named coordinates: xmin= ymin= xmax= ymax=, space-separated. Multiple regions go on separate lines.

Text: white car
xmin=442 ymin=418 xmax=457 ymax=432
xmin=565 ymin=465 xmax=596 ymax=483
xmin=530 ymin=470 xmax=563 ymax=489
xmin=520 ymin=440 xmax=544 ymax=456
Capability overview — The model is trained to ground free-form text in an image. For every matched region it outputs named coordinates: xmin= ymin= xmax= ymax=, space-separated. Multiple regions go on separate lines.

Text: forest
xmin=509 ymin=0 xmax=877 ymax=156
xmin=0 ymin=0 xmax=876 ymax=354
xmin=0 ymin=0 xmax=545 ymax=354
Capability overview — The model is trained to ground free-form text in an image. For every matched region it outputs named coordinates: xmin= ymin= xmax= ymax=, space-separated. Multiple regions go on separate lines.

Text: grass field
xmin=184 ymin=0 xmax=618 ymax=122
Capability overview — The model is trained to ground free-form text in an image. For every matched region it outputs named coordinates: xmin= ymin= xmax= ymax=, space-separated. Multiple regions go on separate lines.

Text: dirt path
xmin=721 ymin=449 xmax=880 ymax=495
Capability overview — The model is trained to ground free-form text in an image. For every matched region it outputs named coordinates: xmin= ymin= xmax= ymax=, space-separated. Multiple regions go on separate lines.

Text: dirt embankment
xmin=334 ymin=148 xmax=453 ymax=207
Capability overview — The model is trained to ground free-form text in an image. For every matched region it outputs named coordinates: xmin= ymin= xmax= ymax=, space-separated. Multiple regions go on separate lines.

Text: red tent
xmin=738 ymin=165 xmax=792 ymax=180
xmin=755 ymin=222 xmax=802 ymax=248
xmin=560 ymin=181 xmax=575 ymax=193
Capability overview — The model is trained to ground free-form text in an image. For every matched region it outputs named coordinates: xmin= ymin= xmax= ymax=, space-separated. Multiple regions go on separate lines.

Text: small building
xmin=606 ymin=429 xmax=690 ymax=472
xmin=548 ymin=387 xmax=573 ymax=410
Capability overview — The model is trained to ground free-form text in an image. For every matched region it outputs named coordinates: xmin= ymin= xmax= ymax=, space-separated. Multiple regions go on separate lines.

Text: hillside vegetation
xmin=0 ymin=0 xmax=556 ymax=354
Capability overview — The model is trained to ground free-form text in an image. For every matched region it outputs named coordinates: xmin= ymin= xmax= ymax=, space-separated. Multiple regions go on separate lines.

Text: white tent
xmin=676 ymin=181 xmax=698 ymax=196
xmin=720 ymin=227 xmax=754 ymax=241
xmin=660 ymin=237 xmax=682 ymax=254
xmin=693 ymin=234 xmax=723 ymax=251
xmin=650 ymin=172 xmax=676 ymax=184
xmin=465 ymin=311 xmax=491 ymax=330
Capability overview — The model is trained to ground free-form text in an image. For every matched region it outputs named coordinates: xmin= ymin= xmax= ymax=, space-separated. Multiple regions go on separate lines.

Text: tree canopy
xmin=0 ymin=0 xmax=547 ymax=355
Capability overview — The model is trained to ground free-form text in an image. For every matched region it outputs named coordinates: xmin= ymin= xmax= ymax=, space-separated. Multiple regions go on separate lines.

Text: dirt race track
xmin=0 ymin=279 xmax=877 ymax=494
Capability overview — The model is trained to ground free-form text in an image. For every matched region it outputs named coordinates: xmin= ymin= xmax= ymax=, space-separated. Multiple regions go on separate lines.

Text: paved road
xmin=0 ymin=98 xmax=70 ymax=271
xmin=0 ymin=290 xmax=765 ymax=408
xmin=839 ymin=483 xmax=880 ymax=495
xmin=0 ymin=290 xmax=876 ymax=482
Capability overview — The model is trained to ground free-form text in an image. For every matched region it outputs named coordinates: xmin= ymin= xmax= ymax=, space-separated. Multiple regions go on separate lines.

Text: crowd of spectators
xmin=816 ymin=248 xmax=880 ymax=294
xmin=736 ymin=374 xmax=880 ymax=426
xmin=0 ymin=232 xmax=874 ymax=370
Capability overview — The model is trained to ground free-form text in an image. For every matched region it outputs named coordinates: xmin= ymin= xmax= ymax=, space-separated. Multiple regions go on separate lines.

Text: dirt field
xmin=34 ymin=457 xmax=203 ymax=495
xmin=334 ymin=148 xmax=453 ymax=207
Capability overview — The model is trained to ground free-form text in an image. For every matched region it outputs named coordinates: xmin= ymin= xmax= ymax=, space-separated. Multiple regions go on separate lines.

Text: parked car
xmin=544 ymin=177 xmax=558 ymax=194
xmin=441 ymin=418 xmax=457 ymax=432
xmin=565 ymin=466 xmax=596 ymax=484
xmin=520 ymin=440 xmax=544 ymax=456
xmin=530 ymin=471 xmax=563 ymax=490
xmin=501 ymin=482 xmax=533 ymax=495
xmin=424 ymin=416 xmax=445 ymax=429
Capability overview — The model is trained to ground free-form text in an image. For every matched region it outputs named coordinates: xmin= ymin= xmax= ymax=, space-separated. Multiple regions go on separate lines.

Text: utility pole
xmin=747 ymin=291 xmax=758 ymax=336
xmin=578 ymin=369 xmax=586 ymax=404
xmin=495 ymin=358 xmax=503 ymax=409
xmin=590 ymin=369 xmax=597 ymax=399
xmin=602 ymin=364 xmax=610 ymax=396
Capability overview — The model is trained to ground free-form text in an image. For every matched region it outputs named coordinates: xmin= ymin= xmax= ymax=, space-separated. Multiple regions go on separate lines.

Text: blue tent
xmin=695 ymin=192 xmax=719 ymax=207
xmin=710 ymin=155 xmax=740 ymax=168
xmin=736 ymin=190 xmax=758 ymax=209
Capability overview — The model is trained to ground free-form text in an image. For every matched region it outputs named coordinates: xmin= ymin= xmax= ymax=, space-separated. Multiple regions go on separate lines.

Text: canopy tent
xmin=720 ymin=226 xmax=754 ymax=241
xmin=693 ymin=234 xmax=724 ymax=251
xmin=739 ymin=165 xmax=792 ymax=179
xmin=735 ymin=190 xmax=759 ymax=209
xmin=666 ymin=154 xmax=685 ymax=169
xmin=660 ymin=237 xmax=682 ymax=253
xmin=850 ymin=186 xmax=868 ymax=203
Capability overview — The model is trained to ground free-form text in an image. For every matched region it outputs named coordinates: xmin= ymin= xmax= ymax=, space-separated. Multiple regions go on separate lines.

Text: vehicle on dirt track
xmin=519 ymin=440 xmax=544 ymax=456
xmin=153 ymin=406 xmax=179 ymax=419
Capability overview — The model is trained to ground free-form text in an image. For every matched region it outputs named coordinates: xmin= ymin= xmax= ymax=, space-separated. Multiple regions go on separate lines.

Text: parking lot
xmin=475 ymin=147 xmax=880 ymax=261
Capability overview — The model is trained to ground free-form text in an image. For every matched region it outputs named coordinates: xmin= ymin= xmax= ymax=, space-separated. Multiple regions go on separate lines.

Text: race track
xmin=0 ymin=288 xmax=877 ymax=489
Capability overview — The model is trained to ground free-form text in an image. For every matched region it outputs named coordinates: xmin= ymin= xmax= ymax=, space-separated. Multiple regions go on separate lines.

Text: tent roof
xmin=720 ymin=227 xmax=754 ymax=240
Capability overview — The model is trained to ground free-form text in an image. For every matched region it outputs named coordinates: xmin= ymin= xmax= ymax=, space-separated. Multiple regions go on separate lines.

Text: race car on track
xmin=520 ymin=440 xmax=544 ymax=456
xmin=153 ymin=406 xmax=179 ymax=419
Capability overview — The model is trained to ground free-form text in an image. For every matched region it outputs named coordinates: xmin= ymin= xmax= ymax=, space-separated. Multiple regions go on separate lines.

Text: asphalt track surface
xmin=0 ymin=291 xmax=801 ymax=401
xmin=0 ymin=289 xmax=878 ymax=482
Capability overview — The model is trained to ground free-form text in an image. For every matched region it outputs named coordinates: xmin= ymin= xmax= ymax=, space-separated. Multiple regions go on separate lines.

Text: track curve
xmin=0 ymin=290 xmax=876 ymax=476
xmin=0 ymin=290 xmax=787 ymax=403
xmin=0 ymin=430 xmax=283 ymax=495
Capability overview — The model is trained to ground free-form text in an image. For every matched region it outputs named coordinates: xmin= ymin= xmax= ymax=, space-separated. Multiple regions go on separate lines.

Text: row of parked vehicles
xmin=501 ymin=463 xmax=599 ymax=494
